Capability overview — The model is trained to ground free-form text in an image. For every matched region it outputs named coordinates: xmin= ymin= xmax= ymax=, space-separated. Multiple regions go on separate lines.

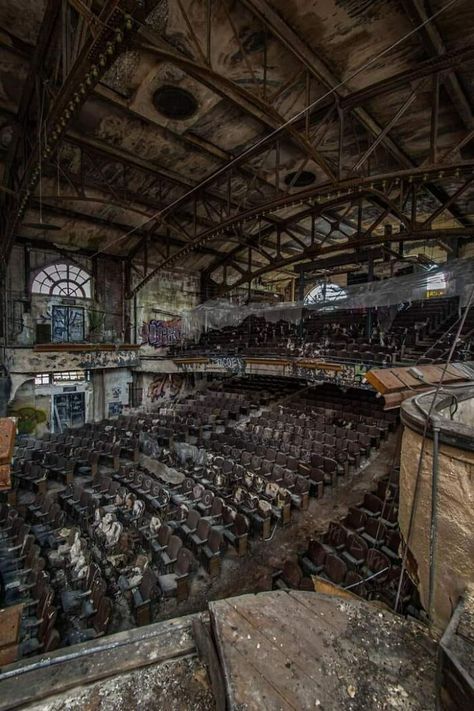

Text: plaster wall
xmin=5 ymin=347 xmax=140 ymax=375
xmin=135 ymin=268 xmax=200 ymax=346
xmin=6 ymin=377 xmax=94 ymax=435
xmin=399 ymin=425 xmax=474 ymax=633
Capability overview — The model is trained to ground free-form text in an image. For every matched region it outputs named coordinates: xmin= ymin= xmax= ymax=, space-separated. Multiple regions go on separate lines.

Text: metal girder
xmin=401 ymin=0 xmax=474 ymax=130
xmin=0 ymin=1 xmax=145 ymax=265
xmin=217 ymin=226 xmax=472 ymax=297
xmin=25 ymin=200 xmax=222 ymax=261
xmin=126 ymin=160 xmax=474 ymax=297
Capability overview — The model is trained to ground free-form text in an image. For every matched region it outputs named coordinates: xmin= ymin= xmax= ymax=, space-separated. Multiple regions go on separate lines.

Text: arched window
xmin=305 ymin=282 xmax=346 ymax=305
xmin=31 ymin=263 xmax=92 ymax=298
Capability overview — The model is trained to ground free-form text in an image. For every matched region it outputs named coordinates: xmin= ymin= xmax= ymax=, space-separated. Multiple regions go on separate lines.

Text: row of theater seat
xmin=169 ymin=297 xmax=468 ymax=366
xmin=273 ymin=474 xmax=417 ymax=614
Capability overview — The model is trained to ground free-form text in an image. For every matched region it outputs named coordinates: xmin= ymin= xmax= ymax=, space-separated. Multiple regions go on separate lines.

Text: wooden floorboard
xmin=209 ymin=590 xmax=438 ymax=710
xmin=0 ymin=614 xmax=198 ymax=710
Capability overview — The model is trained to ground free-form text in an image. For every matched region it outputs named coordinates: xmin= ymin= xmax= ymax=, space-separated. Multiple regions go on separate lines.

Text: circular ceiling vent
xmin=153 ymin=85 xmax=198 ymax=120
xmin=284 ymin=170 xmax=316 ymax=188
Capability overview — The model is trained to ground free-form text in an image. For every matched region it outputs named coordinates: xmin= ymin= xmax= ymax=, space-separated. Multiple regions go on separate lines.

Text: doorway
xmin=53 ymin=392 xmax=85 ymax=431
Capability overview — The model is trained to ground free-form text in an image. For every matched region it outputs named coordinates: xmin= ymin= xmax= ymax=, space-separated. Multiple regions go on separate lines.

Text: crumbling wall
xmin=399 ymin=425 xmax=474 ymax=634
xmin=135 ymin=268 xmax=200 ymax=348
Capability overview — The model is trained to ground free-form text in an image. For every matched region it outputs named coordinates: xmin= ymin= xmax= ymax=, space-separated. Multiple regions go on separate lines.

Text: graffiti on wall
xmin=77 ymin=349 xmax=140 ymax=369
xmin=290 ymin=362 xmax=370 ymax=387
xmin=108 ymin=402 xmax=123 ymax=417
xmin=141 ymin=319 xmax=181 ymax=348
xmin=148 ymin=374 xmax=188 ymax=403
xmin=209 ymin=355 xmax=247 ymax=375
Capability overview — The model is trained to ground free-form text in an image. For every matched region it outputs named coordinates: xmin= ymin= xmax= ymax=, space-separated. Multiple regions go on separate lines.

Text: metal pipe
xmin=428 ymin=422 xmax=440 ymax=624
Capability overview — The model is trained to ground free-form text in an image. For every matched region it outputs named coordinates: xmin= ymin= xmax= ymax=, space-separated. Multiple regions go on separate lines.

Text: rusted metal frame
xmin=127 ymin=163 xmax=473 ymax=296
xmin=410 ymin=183 xmax=418 ymax=230
xmin=335 ymin=47 xmax=474 ymax=113
xmin=305 ymin=72 xmax=311 ymax=138
xmin=309 ymin=103 xmax=337 ymax=148
xmin=284 ymin=153 xmax=312 ymax=194
xmin=281 ymin=227 xmax=308 ymax=251
xmin=83 ymin=150 xmax=124 ymax=205
xmin=206 ymin=0 xmax=212 ymax=65
xmin=1 ymin=1 xmax=61 ymax=202
xmin=360 ymin=205 xmax=391 ymax=240
xmin=38 ymin=190 xmax=152 ymax=220
xmin=420 ymin=177 xmax=474 ymax=228
xmin=274 ymin=140 xmax=280 ymax=194
xmin=430 ymin=72 xmax=440 ymax=165
xmin=217 ymin=226 xmax=471 ymax=296
xmin=175 ymin=0 xmax=208 ymax=66
xmin=204 ymin=194 xmax=365 ymax=279
xmin=337 ymin=99 xmax=344 ymax=180
xmin=68 ymin=0 xmax=101 ymax=38
xmin=262 ymin=23 xmax=267 ymax=100
xmin=66 ymin=131 xmax=234 ymax=231
xmin=350 ymin=79 xmax=428 ymax=175
xmin=238 ymin=0 xmax=412 ymax=169
xmin=440 ymin=126 xmax=474 ymax=164
xmin=400 ymin=0 xmax=474 ymax=131
xmin=222 ymin=0 xmax=260 ymax=94
xmin=2 ymin=1 xmax=138 ymax=262
xmin=239 ymin=0 xmax=469 ymax=233
xmin=268 ymin=67 xmax=304 ymax=105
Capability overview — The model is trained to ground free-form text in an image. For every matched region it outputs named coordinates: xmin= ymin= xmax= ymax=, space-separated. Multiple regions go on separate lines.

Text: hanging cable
xmin=394 ymin=285 xmax=474 ymax=614
xmin=87 ymin=0 xmax=461 ymax=260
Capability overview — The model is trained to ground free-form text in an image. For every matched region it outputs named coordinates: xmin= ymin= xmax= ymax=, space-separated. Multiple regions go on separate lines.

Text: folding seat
xmin=323 ymin=522 xmax=347 ymax=552
xmin=381 ymin=530 xmax=401 ymax=562
xmin=201 ymin=528 xmax=223 ymax=577
xmin=322 ymin=553 xmax=347 ymax=585
xmin=250 ymin=455 xmax=262 ymax=473
xmin=149 ymin=523 xmax=172 ymax=561
xmin=188 ymin=518 xmax=210 ymax=555
xmin=361 ymin=517 xmax=386 ymax=548
xmin=342 ymin=507 xmax=366 ymax=533
xmin=322 ymin=457 xmax=338 ymax=487
xmin=343 ymin=570 xmax=368 ymax=598
xmin=380 ymin=503 xmax=398 ymax=529
xmin=310 ymin=452 xmax=323 ymax=469
xmin=221 ymin=511 xmax=249 ymax=557
xmin=271 ymin=464 xmax=284 ymax=483
xmin=341 ymin=533 xmax=368 ymax=571
xmin=359 ymin=493 xmax=383 ymax=518
xmin=300 ymin=539 xmax=326 ymax=576
xmin=273 ymin=560 xmax=312 ymax=590
xmin=179 ymin=509 xmax=200 ymax=539
xmin=157 ymin=547 xmax=194 ymax=602
xmin=20 ymin=599 xmax=59 ymax=657
xmin=195 ymin=488 xmax=213 ymax=516
xmin=364 ymin=548 xmax=391 ymax=589
xmin=159 ymin=534 xmax=183 ymax=572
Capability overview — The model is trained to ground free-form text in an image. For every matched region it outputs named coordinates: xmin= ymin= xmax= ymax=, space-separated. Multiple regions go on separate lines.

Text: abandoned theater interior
xmin=0 ymin=0 xmax=473 ymax=708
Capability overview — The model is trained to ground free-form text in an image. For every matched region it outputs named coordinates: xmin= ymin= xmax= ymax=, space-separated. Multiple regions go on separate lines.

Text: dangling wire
xmin=394 ymin=285 xmax=474 ymax=614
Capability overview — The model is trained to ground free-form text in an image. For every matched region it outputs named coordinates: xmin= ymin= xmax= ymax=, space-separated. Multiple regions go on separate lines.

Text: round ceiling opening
xmin=284 ymin=170 xmax=316 ymax=188
xmin=153 ymin=85 xmax=198 ymax=120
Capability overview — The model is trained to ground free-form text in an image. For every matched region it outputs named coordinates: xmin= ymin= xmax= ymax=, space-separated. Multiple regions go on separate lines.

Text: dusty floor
xmin=152 ymin=430 xmax=400 ymax=623
xmin=24 ymin=655 xmax=215 ymax=711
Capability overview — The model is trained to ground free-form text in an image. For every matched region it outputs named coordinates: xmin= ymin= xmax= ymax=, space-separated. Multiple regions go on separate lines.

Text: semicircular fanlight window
xmin=31 ymin=263 xmax=92 ymax=298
